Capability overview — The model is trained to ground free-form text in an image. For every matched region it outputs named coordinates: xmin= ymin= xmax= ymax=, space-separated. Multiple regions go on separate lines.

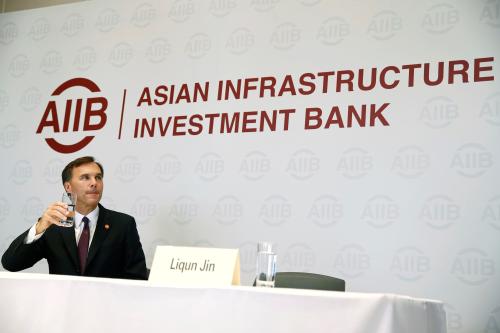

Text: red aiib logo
xmin=36 ymin=78 xmax=108 ymax=154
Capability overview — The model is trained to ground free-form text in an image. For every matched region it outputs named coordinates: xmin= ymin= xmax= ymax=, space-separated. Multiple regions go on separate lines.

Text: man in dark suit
xmin=1 ymin=156 xmax=148 ymax=280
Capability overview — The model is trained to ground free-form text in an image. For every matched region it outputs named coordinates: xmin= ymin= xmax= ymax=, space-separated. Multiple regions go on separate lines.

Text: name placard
xmin=148 ymin=245 xmax=241 ymax=286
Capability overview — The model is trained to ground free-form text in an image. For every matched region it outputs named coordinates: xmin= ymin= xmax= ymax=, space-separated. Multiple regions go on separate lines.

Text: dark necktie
xmin=78 ymin=216 xmax=90 ymax=275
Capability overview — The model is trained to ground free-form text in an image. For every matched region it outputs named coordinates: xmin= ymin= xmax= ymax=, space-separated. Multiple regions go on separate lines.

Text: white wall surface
xmin=1 ymin=1 xmax=499 ymax=332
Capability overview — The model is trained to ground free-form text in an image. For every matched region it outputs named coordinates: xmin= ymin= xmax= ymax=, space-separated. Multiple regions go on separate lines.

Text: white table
xmin=0 ymin=272 xmax=446 ymax=333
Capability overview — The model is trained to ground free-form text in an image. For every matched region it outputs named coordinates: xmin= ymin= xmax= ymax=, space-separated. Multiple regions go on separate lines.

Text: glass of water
xmin=255 ymin=241 xmax=277 ymax=287
xmin=60 ymin=192 xmax=77 ymax=227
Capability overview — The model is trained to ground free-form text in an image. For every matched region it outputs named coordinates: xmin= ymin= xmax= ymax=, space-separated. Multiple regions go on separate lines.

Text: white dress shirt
xmin=25 ymin=206 xmax=100 ymax=248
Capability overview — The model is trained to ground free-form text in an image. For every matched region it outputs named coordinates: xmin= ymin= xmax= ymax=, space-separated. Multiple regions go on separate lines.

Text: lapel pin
xmin=104 ymin=224 xmax=110 ymax=230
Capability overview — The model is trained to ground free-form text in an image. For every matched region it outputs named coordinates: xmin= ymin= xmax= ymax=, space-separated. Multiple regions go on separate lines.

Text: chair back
xmin=274 ymin=272 xmax=345 ymax=292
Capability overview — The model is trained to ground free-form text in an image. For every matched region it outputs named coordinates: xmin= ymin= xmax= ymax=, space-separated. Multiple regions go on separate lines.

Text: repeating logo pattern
xmin=333 ymin=244 xmax=371 ymax=278
xmin=421 ymin=96 xmax=459 ymax=128
xmin=154 ymin=154 xmax=181 ymax=182
xmin=41 ymin=50 xmax=63 ymax=74
xmin=195 ymin=152 xmax=224 ymax=181
xmin=270 ymin=23 xmax=301 ymax=50
xmin=482 ymin=195 xmax=500 ymax=231
xmin=74 ymin=47 xmax=97 ymax=70
xmin=361 ymin=195 xmax=399 ymax=228
xmin=0 ymin=22 xmax=18 ymax=44
xmin=480 ymin=92 xmax=500 ymax=126
xmin=131 ymin=196 xmax=157 ymax=225
xmin=260 ymin=195 xmax=291 ymax=226
xmin=367 ymin=11 xmax=402 ymax=40
xmin=185 ymin=33 xmax=211 ymax=59
xmin=337 ymin=148 xmax=373 ymax=179
xmin=299 ymin=0 xmax=322 ymax=7
xmin=20 ymin=87 xmax=42 ymax=112
xmin=213 ymin=195 xmax=243 ymax=225
xmin=147 ymin=38 xmax=171 ymax=63
xmin=484 ymin=306 xmax=500 ymax=333
xmin=21 ymin=197 xmax=44 ymax=224
xmin=209 ymin=0 xmax=237 ymax=17
xmin=226 ymin=28 xmax=255 ymax=55
xmin=317 ymin=17 xmax=350 ymax=45
xmin=43 ymin=159 xmax=64 ymax=184
xmin=286 ymin=149 xmax=320 ymax=180
xmin=0 ymin=3 xmax=498 ymax=332
xmin=444 ymin=303 xmax=463 ymax=333
xmin=11 ymin=160 xmax=32 ymax=185
xmin=419 ymin=195 xmax=459 ymax=229
xmin=391 ymin=146 xmax=430 ymax=178
xmin=391 ymin=247 xmax=430 ymax=281
xmin=131 ymin=3 xmax=156 ymax=28
xmin=0 ymin=90 xmax=9 ymax=113
xmin=169 ymin=196 xmax=198 ymax=225
xmin=0 ymin=124 xmax=20 ymax=148
xmin=422 ymin=4 xmax=460 ymax=34
xmin=451 ymin=143 xmax=493 ymax=178
xmin=9 ymin=54 xmax=30 ymax=78
xmin=115 ymin=156 xmax=142 ymax=183
xmin=280 ymin=243 xmax=316 ymax=272
xmin=251 ymin=0 xmax=279 ymax=13
xmin=239 ymin=241 xmax=258 ymax=275
xmin=109 ymin=42 xmax=134 ymax=67
xmin=240 ymin=151 xmax=270 ymax=180
xmin=451 ymin=248 xmax=495 ymax=285
xmin=29 ymin=18 xmax=50 ymax=41
xmin=169 ymin=0 xmax=196 ymax=23
xmin=308 ymin=195 xmax=343 ymax=227
xmin=61 ymin=14 xmax=84 ymax=37
xmin=96 ymin=8 xmax=120 ymax=32
xmin=480 ymin=0 xmax=500 ymax=28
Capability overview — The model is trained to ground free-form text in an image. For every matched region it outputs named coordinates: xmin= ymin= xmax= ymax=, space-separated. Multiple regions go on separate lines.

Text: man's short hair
xmin=61 ymin=156 xmax=104 ymax=184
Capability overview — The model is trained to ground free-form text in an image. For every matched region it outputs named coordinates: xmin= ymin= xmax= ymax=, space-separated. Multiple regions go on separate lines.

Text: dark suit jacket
xmin=1 ymin=204 xmax=148 ymax=280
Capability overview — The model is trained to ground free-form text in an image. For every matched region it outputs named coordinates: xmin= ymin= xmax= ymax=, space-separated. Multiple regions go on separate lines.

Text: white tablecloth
xmin=0 ymin=272 xmax=446 ymax=333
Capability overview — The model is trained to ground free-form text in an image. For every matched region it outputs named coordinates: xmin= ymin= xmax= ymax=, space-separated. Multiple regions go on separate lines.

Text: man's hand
xmin=35 ymin=202 xmax=69 ymax=235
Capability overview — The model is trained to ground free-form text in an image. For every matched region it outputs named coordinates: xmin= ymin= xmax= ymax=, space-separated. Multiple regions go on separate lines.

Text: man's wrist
xmin=35 ymin=217 xmax=48 ymax=235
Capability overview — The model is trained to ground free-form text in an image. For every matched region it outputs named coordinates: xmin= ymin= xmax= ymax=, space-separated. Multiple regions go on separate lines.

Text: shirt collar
xmin=75 ymin=206 xmax=100 ymax=229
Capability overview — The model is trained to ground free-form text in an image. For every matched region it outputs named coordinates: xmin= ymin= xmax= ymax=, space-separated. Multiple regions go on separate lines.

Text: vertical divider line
xmin=118 ymin=89 xmax=127 ymax=139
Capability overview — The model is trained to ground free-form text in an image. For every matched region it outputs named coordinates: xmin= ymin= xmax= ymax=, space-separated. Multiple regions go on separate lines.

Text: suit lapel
xmin=86 ymin=205 xmax=111 ymax=267
xmin=60 ymin=225 xmax=79 ymax=270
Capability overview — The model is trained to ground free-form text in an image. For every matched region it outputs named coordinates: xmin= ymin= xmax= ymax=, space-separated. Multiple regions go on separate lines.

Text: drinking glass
xmin=255 ymin=241 xmax=277 ymax=287
xmin=60 ymin=192 xmax=77 ymax=227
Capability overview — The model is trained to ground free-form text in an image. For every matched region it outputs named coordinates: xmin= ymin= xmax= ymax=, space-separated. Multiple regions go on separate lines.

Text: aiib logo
xmin=21 ymin=197 xmax=44 ymax=224
xmin=444 ymin=304 xmax=463 ymax=333
xmin=422 ymin=4 xmax=459 ymax=34
xmin=367 ymin=10 xmax=402 ymax=40
xmin=250 ymin=0 xmax=279 ymax=13
xmin=391 ymin=247 xmax=430 ymax=281
xmin=317 ymin=17 xmax=350 ymax=46
xmin=484 ymin=306 xmax=500 ymax=333
xmin=169 ymin=0 xmax=195 ymax=23
xmin=226 ymin=28 xmax=255 ymax=55
xmin=281 ymin=243 xmax=316 ymax=272
xmin=480 ymin=0 xmax=500 ymax=28
xmin=333 ymin=244 xmax=370 ymax=278
xmin=169 ymin=196 xmax=198 ymax=225
xmin=238 ymin=242 xmax=258 ymax=275
xmin=36 ymin=78 xmax=108 ymax=154
xmin=271 ymin=22 xmax=301 ymax=50
xmin=209 ymin=0 xmax=237 ymax=17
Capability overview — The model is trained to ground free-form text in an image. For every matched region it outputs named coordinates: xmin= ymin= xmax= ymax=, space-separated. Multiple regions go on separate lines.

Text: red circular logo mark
xmin=36 ymin=78 xmax=108 ymax=154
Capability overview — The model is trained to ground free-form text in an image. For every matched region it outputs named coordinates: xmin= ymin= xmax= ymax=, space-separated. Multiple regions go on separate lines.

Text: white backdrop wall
xmin=0 ymin=1 xmax=499 ymax=332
